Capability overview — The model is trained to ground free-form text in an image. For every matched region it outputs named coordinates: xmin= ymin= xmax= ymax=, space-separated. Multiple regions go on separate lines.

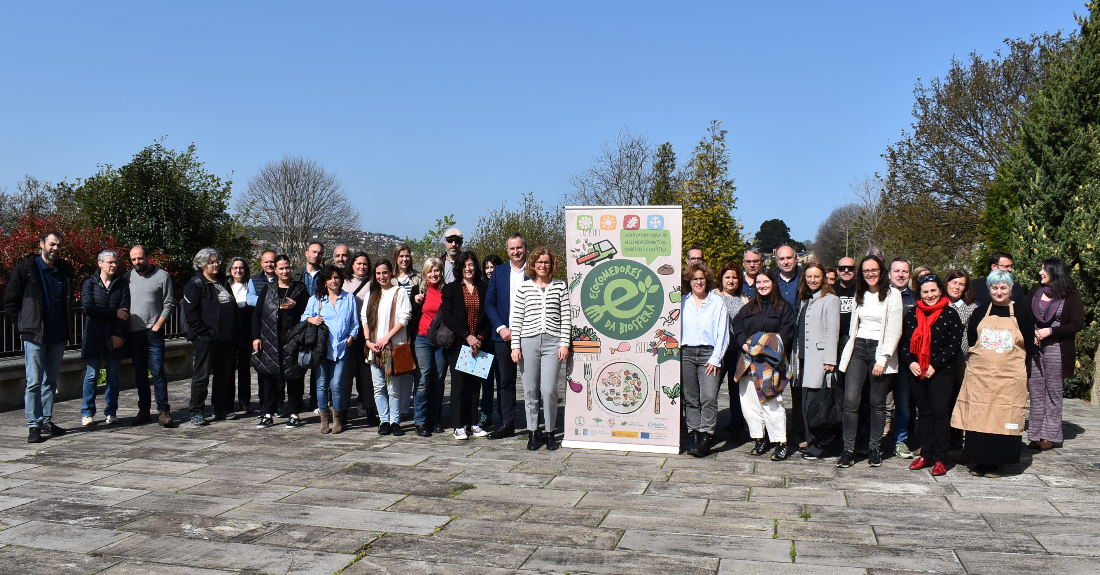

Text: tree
xmin=675 ymin=121 xmax=743 ymax=266
xmin=566 ymin=128 xmax=654 ymax=206
xmin=74 ymin=141 xmax=248 ymax=276
xmin=649 ymin=142 xmax=679 ymax=206
xmin=467 ymin=192 xmax=565 ymax=278
xmin=997 ymin=4 xmax=1100 ymax=400
xmin=407 ymin=214 xmax=456 ymax=262
xmin=0 ymin=213 xmax=119 ymax=297
xmin=813 ymin=203 xmax=862 ymax=266
xmin=236 ymin=156 xmax=361 ymax=265
xmin=754 ymin=219 xmax=791 ymax=253
xmin=0 ymin=176 xmax=77 ymax=231
xmin=884 ymin=34 xmax=1072 ymax=269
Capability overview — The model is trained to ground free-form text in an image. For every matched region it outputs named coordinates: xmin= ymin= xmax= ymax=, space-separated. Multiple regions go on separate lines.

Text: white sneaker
xmin=470 ymin=425 xmax=489 ymax=438
xmin=82 ymin=416 xmax=94 ymax=426
xmin=453 ymin=428 xmax=469 ymax=440
xmin=313 ymin=408 xmax=320 ymax=415
xmin=105 ymin=415 xmax=118 ymax=425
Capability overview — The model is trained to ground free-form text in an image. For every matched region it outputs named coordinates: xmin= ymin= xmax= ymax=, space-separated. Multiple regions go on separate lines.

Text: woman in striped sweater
xmin=510 ymin=246 xmax=572 ymax=451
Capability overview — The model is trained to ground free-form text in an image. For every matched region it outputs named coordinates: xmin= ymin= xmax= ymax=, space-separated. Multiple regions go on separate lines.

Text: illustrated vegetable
xmin=568 ymin=379 xmax=583 ymax=393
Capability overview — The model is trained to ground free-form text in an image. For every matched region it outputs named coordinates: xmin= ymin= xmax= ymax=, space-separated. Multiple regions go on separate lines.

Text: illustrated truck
xmin=576 ymin=240 xmax=617 ymax=266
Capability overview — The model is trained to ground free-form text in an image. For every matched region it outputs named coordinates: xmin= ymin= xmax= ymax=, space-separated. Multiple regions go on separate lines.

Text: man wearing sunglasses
xmin=440 ymin=228 xmax=464 ymax=284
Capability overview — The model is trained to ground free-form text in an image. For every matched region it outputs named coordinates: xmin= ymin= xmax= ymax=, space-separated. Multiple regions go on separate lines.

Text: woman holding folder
xmin=441 ymin=251 xmax=494 ymax=441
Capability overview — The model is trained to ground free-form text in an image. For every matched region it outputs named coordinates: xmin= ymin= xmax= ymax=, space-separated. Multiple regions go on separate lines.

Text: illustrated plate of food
xmin=595 ymin=361 xmax=649 ymax=415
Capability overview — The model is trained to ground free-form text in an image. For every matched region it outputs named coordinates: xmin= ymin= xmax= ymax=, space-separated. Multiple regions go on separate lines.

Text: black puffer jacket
xmin=251 ymin=281 xmax=307 ymax=376
xmin=283 ymin=320 xmax=328 ymax=380
xmin=81 ymin=275 xmax=131 ymax=360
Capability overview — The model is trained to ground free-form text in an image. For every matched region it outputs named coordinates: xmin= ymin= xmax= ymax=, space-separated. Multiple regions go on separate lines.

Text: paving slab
xmin=0 ymin=495 xmax=36 ymax=512
xmin=7 ymin=464 xmax=120 ymax=484
xmin=332 ymin=450 xmax=431 ymax=465
xmin=178 ymin=479 xmax=301 ymax=501
xmin=794 ymin=540 xmax=966 ymax=574
xmin=748 ymin=486 xmax=848 ymax=506
xmin=522 ymin=545 xmax=720 ymax=575
xmin=0 ymin=462 xmax=39 ymax=476
xmin=0 ymin=477 xmax=31 ymax=490
xmin=956 ymin=550 xmax=1100 ymax=575
xmin=277 ymin=486 xmax=403 ymax=510
xmin=601 ymin=508 xmax=772 ymax=538
xmin=718 ymin=559 xmax=867 ymax=575
xmin=872 ymin=524 xmax=1044 ymax=553
xmin=576 ymin=491 xmax=708 ymax=514
xmin=0 ymin=520 xmax=132 ymax=552
xmin=183 ymin=465 xmax=289 ymax=482
xmin=545 ymin=474 xmax=649 ymax=493
xmin=223 ymin=501 xmax=450 ymax=535
xmin=97 ymin=562 xmax=238 ymax=575
xmin=1 ymin=500 xmax=148 ymax=529
xmin=518 ymin=505 xmax=610 ymax=527
xmin=343 ymin=555 xmax=551 ymax=575
xmin=119 ymin=512 xmax=284 ymax=543
xmin=778 ymin=519 xmax=878 ymax=545
xmin=253 ymin=525 xmax=376 ymax=554
xmin=96 ymin=533 xmax=352 ymax=575
xmin=90 ymin=472 xmax=209 ymax=492
xmin=439 ymin=517 xmax=623 ymax=548
xmin=448 ymin=469 xmax=554 ymax=488
xmin=115 ymin=492 xmax=248 ymax=516
xmin=946 ymin=495 xmax=1062 ymax=515
xmin=387 ymin=494 xmax=529 ymax=521
xmin=983 ymin=513 xmax=1099 ymax=534
xmin=642 ymin=481 xmax=750 ymax=500
xmin=617 ymin=529 xmax=793 ymax=562
xmin=0 ymin=544 xmax=120 ymax=575
xmin=3 ymin=480 xmax=147 ymax=506
xmin=457 ymin=485 xmax=585 ymax=507
xmin=1032 ymin=532 xmax=1100 ymax=557
xmin=364 ymin=532 xmax=536 ymax=569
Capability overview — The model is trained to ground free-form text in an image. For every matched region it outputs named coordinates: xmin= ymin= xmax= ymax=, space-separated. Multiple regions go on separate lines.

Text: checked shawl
xmin=733 ymin=332 xmax=790 ymax=403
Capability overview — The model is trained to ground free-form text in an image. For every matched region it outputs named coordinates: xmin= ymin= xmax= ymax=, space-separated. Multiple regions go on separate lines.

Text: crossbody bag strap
xmin=388 ymin=290 xmax=398 ymax=331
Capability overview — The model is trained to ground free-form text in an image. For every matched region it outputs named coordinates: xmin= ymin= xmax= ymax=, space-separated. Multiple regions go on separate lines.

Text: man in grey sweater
xmin=126 ymin=245 xmax=176 ymax=426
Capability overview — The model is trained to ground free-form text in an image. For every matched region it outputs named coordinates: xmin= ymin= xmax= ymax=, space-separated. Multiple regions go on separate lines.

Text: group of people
xmin=680 ymin=246 xmax=1083 ymax=477
xmin=7 ymin=229 xmax=576 ymax=451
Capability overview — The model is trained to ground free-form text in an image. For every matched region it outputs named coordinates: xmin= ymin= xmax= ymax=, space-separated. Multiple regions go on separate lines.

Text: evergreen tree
xmin=675 ymin=121 xmax=743 ymax=265
xmin=999 ymin=2 xmax=1100 ymax=399
xmin=649 ymin=142 xmax=678 ymax=206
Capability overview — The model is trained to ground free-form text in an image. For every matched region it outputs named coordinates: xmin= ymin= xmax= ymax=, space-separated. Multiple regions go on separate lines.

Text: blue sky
xmin=0 ymin=1 xmax=1084 ymax=245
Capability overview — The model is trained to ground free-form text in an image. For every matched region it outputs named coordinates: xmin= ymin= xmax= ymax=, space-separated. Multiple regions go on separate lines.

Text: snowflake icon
xmin=600 ymin=215 xmax=617 ymax=230
xmin=576 ymin=215 xmax=594 ymax=230
xmin=647 ymin=215 xmax=664 ymax=230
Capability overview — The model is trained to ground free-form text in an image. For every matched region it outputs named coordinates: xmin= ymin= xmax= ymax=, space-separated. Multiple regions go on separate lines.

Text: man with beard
xmin=440 ymin=228 xmax=463 ymax=284
xmin=332 ymin=244 xmax=350 ymax=277
xmin=294 ymin=241 xmax=325 ymax=411
xmin=5 ymin=231 xmax=73 ymax=443
xmin=126 ymin=245 xmax=176 ymax=426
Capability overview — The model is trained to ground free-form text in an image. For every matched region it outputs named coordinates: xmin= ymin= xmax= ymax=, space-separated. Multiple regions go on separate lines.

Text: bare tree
xmin=236 ymin=156 xmax=361 ymax=263
xmin=566 ymin=128 xmax=654 ymax=206
xmin=0 ymin=175 xmax=77 ymax=231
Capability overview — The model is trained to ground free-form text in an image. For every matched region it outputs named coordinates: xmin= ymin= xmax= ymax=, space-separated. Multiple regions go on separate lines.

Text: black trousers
xmin=190 ymin=338 xmax=235 ymax=417
xmin=308 ymin=368 xmax=319 ymax=410
xmin=842 ymin=338 xmax=889 ymax=453
xmin=909 ymin=370 xmax=954 ymax=464
xmin=259 ymin=373 xmax=284 ymax=417
xmin=234 ymin=339 xmax=253 ymax=410
xmin=493 ymin=339 xmax=518 ymax=428
xmin=447 ymin=347 xmax=482 ymax=429
xmin=718 ymin=342 xmax=748 ymax=440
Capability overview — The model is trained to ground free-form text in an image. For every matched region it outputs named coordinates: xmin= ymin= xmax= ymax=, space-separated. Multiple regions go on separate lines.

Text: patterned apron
xmin=950 ymin=302 xmax=1027 ymax=436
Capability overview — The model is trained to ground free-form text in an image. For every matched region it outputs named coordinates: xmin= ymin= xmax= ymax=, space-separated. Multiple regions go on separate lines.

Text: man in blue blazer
xmin=485 ymin=233 xmax=528 ymax=439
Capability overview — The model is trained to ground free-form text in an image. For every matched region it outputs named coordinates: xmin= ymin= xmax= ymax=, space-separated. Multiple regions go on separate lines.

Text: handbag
xmin=386 ymin=292 xmax=417 ymax=376
xmin=427 ymin=310 xmax=456 ymax=348
xmin=805 ymin=370 xmax=843 ymax=428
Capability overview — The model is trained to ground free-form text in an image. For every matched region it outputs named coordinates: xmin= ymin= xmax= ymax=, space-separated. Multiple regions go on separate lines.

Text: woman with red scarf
xmin=897 ymin=273 xmax=963 ymax=476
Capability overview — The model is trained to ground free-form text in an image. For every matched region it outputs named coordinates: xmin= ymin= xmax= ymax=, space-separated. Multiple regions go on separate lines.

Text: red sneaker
xmin=909 ymin=456 xmax=928 ymax=470
xmin=931 ymin=462 xmax=947 ymax=476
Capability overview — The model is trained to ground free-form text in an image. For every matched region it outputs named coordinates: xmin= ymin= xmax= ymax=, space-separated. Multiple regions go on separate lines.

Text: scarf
xmin=909 ymin=296 xmax=949 ymax=377
xmin=1031 ymin=285 xmax=1062 ymax=325
xmin=733 ymin=332 xmax=790 ymax=403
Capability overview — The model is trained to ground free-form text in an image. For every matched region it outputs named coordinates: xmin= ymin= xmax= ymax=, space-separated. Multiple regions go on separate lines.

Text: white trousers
xmin=738 ymin=374 xmax=787 ymax=443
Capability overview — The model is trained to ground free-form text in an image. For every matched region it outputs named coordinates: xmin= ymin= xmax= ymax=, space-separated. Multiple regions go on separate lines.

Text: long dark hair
xmin=314 ymin=265 xmax=345 ymax=299
xmin=745 ymin=270 xmax=787 ymax=316
xmin=458 ymin=250 xmax=482 ymax=283
xmin=854 ymin=255 xmax=889 ymax=306
xmin=365 ymin=259 xmax=393 ymax=335
xmin=351 ymin=251 xmax=371 ymax=279
xmin=944 ymin=269 xmax=975 ymax=305
xmin=717 ymin=261 xmax=743 ymax=297
xmin=1042 ymin=258 xmax=1077 ymax=299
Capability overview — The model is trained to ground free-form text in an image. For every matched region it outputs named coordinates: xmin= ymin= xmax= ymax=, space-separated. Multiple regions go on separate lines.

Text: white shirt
xmin=361 ymin=285 xmax=412 ymax=360
xmin=680 ymin=292 xmax=730 ymax=366
xmin=854 ymin=291 xmax=886 ymax=341
xmin=230 ymin=282 xmax=248 ymax=308
xmin=506 ymin=262 xmax=525 ymax=331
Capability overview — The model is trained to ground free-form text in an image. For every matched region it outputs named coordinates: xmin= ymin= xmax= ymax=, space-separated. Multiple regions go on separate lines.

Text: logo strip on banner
xmin=562 ymin=206 xmax=682 ymax=454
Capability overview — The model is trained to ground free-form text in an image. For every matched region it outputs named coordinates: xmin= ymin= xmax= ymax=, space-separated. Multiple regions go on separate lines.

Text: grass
xmin=772 ymin=518 xmax=779 ymax=539
xmin=448 ymin=483 xmax=476 ymax=498
xmin=798 ymin=504 xmax=812 ymax=521
xmin=789 ymin=540 xmax=797 ymax=563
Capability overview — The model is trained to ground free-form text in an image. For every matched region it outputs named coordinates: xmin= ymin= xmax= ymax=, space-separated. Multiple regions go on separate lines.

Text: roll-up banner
xmin=562 ymin=206 xmax=682 ymax=453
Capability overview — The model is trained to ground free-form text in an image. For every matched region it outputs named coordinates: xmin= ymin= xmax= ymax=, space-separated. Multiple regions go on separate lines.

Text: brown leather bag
xmin=386 ymin=293 xmax=417 ymax=376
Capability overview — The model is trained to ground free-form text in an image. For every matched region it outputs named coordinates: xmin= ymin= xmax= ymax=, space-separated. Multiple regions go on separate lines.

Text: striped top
xmin=511 ymin=279 xmax=572 ymax=350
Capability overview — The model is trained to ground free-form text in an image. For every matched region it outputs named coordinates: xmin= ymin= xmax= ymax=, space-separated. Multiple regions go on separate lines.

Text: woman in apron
xmin=951 ymin=270 xmax=1034 ymax=478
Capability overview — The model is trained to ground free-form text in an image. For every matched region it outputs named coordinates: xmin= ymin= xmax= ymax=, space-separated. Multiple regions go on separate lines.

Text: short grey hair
xmin=508 ymin=233 xmax=527 ymax=247
xmin=192 ymin=248 xmax=221 ymax=271
xmin=97 ymin=250 xmax=119 ymax=263
xmin=745 ymin=246 xmax=763 ymax=258
xmin=422 ymin=257 xmax=443 ymax=277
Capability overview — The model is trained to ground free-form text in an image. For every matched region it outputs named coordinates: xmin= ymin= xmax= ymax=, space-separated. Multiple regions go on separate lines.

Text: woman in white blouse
xmin=363 ymin=259 xmax=413 ymax=437
xmin=227 ymin=257 xmax=253 ymax=415
xmin=681 ymin=262 xmax=729 ymax=457
xmin=510 ymin=247 xmax=571 ymax=451
xmin=837 ymin=255 xmax=903 ymax=468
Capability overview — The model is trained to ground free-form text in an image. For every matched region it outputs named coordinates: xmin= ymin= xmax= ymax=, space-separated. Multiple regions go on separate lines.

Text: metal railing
xmin=1 ymin=305 xmax=187 ymax=358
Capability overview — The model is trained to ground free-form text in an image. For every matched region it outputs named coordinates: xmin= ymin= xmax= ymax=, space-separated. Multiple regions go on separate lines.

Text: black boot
xmin=694 ymin=432 xmax=713 ymax=457
xmin=545 ymin=430 xmax=559 ymax=451
xmin=527 ymin=429 xmax=543 ymax=451
xmin=771 ymin=442 xmax=790 ymax=461
xmin=684 ymin=430 xmax=699 ymax=456
xmin=750 ymin=438 xmax=770 ymax=456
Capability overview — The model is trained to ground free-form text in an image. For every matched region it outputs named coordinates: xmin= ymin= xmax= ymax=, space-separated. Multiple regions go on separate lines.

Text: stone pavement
xmin=1 ymin=376 xmax=1099 ymax=575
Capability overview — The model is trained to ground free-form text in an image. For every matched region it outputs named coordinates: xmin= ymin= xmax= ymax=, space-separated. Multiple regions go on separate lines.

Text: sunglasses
xmin=917 ymin=274 xmax=938 ymax=284
xmin=837 ymin=266 xmax=854 ymax=272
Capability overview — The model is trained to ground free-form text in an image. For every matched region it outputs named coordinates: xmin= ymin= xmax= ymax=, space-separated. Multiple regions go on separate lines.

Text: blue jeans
xmin=82 ymin=356 xmax=121 ymax=418
xmin=131 ymin=329 xmax=169 ymax=413
xmin=24 ymin=340 xmax=65 ymax=428
xmin=316 ymin=357 xmax=349 ymax=411
xmin=892 ymin=373 xmax=913 ymax=444
xmin=413 ymin=335 xmax=445 ymax=427
xmin=371 ymin=364 xmax=411 ymax=424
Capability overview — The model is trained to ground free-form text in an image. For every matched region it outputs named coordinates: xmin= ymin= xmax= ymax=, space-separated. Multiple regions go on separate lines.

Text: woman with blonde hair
xmin=511 ymin=246 xmax=571 ymax=450
xmin=413 ymin=258 xmax=447 ymax=436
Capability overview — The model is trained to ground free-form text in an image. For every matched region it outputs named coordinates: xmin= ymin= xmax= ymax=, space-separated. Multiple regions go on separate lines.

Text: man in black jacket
xmin=181 ymin=248 xmax=238 ymax=426
xmin=3 ymin=231 xmax=73 ymax=443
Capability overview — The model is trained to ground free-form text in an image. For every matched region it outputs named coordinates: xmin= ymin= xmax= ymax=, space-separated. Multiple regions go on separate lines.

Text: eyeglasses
xmin=861 ymin=269 xmax=880 ymax=276
xmin=743 ymin=258 xmax=762 ymax=264
xmin=690 ymin=277 xmax=707 ymax=283
xmin=837 ymin=266 xmax=854 ymax=272
xmin=534 ymin=260 xmax=552 ymax=266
